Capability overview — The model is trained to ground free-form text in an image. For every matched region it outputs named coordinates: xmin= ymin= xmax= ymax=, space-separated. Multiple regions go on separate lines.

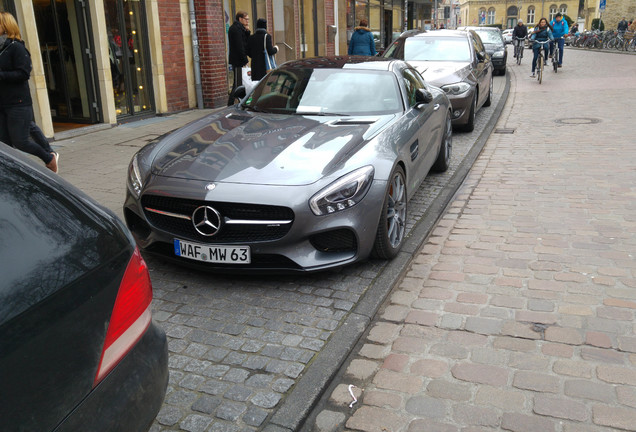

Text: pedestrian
xmin=247 ymin=18 xmax=278 ymax=81
xmin=512 ymin=20 xmax=528 ymax=58
xmin=617 ymin=17 xmax=629 ymax=33
xmin=348 ymin=19 xmax=376 ymax=56
xmin=227 ymin=11 xmax=250 ymax=106
xmin=529 ymin=17 xmax=553 ymax=77
xmin=549 ymin=12 xmax=568 ymax=68
xmin=0 ymin=12 xmax=58 ymax=173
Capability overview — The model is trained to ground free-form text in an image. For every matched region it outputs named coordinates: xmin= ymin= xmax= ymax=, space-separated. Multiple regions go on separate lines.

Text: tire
xmin=459 ymin=92 xmax=476 ymax=132
xmin=432 ymin=111 xmax=452 ymax=173
xmin=553 ymin=51 xmax=558 ymax=73
xmin=517 ymin=47 xmax=523 ymax=65
xmin=372 ymin=166 xmax=407 ymax=259
xmin=483 ymin=75 xmax=493 ymax=107
xmin=500 ymin=66 xmax=506 ymax=76
xmin=537 ymin=56 xmax=543 ymax=84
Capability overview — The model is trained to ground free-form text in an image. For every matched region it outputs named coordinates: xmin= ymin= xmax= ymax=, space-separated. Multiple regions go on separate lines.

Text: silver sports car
xmin=124 ymin=56 xmax=452 ymax=272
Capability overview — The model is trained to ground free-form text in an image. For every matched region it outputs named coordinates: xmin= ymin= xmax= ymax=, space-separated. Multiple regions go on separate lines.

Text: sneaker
xmin=530 ymin=73 xmax=535 ymax=77
xmin=46 ymin=151 xmax=59 ymax=174
xmin=558 ymin=64 xmax=562 ymax=67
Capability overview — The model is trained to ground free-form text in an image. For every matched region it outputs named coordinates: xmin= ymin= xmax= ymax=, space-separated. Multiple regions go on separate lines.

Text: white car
xmin=502 ymin=29 xmax=513 ymax=44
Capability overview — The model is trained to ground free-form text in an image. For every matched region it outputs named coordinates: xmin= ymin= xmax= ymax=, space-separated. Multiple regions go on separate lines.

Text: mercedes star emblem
xmin=191 ymin=205 xmax=222 ymax=236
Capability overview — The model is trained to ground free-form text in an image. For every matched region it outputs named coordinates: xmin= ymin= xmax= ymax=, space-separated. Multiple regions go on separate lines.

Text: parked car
xmin=458 ymin=26 xmax=507 ymax=75
xmin=382 ymin=29 xmax=493 ymax=131
xmin=0 ymin=145 xmax=168 ymax=431
xmin=124 ymin=57 xmax=453 ymax=272
xmin=502 ymin=28 xmax=513 ymax=44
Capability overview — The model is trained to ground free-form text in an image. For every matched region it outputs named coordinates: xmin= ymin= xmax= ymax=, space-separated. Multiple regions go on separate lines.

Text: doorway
xmin=104 ymin=0 xmax=154 ymax=118
xmin=33 ymin=0 xmax=100 ymax=126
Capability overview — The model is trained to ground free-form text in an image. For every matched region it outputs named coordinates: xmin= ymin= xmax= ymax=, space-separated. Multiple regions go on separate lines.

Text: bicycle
xmin=532 ymin=40 xmax=550 ymax=84
xmin=513 ymin=37 xmax=525 ymax=65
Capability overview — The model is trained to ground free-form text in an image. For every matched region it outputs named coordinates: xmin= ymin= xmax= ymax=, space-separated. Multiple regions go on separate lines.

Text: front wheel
xmin=372 ymin=166 xmax=407 ymax=259
xmin=553 ymin=51 xmax=558 ymax=72
xmin=517 ymin=46 xmax=523 ymax=64
xmin=483 ymin=75 xmax=493 ymax=107
xmin=459 ymin=92 xmax=476 ymax=132
xmin=432 ymin=111 xmax=452 ymax=173
xmin=537 ymin=56 xmax=543 ymax=84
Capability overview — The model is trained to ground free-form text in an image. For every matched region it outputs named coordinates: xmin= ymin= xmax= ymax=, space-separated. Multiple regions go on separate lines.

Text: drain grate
xmin=494 ymin=128 xmax=515 ymax=134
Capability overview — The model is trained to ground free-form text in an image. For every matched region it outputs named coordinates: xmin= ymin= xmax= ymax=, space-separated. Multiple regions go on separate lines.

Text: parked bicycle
xmin=513 ymin=37 xmax=525 ymax=65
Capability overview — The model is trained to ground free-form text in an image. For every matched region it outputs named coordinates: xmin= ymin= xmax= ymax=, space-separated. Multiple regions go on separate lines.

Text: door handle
xmin=433 ymin=104 xmax=440 ymax=111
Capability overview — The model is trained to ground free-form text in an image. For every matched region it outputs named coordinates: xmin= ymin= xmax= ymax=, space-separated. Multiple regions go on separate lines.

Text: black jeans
xmin=0 ymin=106 xmax=53 ymax=164
xmin=227 ymin=66 xmax=243 ymax=106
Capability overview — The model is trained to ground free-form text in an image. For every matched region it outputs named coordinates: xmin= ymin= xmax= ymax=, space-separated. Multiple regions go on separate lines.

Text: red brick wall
xmin=195 ymin=0 xmax=230 ymax=108
xmin=325 ymin=0 xmax=335 ymax=56
xmin=157 ymin=0 xmax=189 ymax=111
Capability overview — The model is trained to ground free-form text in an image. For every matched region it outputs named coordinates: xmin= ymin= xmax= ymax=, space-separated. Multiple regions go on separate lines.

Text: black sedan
xmin=0 ymin=145 xmax=168 ymax=431
xmin=124 ymin=57 xmax=452 ymax=272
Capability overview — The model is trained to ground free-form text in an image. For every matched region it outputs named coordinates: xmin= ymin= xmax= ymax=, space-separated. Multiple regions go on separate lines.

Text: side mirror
xmin=415 ymin=88 xmax=433 ymax=107
xmin=476 ymin=51 xmax=486 ymax=62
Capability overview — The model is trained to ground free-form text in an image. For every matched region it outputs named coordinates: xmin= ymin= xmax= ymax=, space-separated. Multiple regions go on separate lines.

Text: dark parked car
xmin=459 ymin=26 xmax=508 ymax=75
xmin=382 ymin=29 xmax=493 ymax=131
xmin=0 ymin=145 xmax=168 ymax=431
xmin=124 ymin=56 xmax=453 ymax=272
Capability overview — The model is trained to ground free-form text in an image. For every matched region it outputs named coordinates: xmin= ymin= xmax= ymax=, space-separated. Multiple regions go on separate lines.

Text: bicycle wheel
xmin=553 ymin=48 xmax=558 ymax=72
xmin=517 ymin=46 xmax=523 ymax=65
xmin=537 ymin=56 xmax=543 ymax=84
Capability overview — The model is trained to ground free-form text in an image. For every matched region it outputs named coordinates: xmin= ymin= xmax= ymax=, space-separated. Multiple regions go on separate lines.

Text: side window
xmin=402 ymin=69 xmax=423 ymax=107
xmin=471 ymin=34 xmax=484 ymax=59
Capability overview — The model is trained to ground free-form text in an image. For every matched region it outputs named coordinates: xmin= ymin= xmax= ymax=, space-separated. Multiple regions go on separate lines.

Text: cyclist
xmin=512 ymin=20 xmax=528 ymax=58
xmin=530 ymin=18 xmax=553 ymax=77
xmin=549 ymin=13 xmax=569 ymax=68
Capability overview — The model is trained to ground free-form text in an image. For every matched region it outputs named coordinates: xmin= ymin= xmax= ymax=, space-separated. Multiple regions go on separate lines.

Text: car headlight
xmin=492 ymin=51 xmax=505 ymax=58
xmin=309 ymin=166 xmax=374 ymax=216
xmin=441 ymin=82 xmax=471 ymax=96
xmin=127 ymin=153 xmax=143 ymax=198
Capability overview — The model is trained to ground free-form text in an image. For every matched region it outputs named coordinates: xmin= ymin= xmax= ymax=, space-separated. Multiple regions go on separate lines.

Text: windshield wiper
xmin=241 ymin=104 xmax=267 ymax=113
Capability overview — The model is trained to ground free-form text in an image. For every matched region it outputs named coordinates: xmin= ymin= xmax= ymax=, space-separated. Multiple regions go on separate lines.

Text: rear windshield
xmin=386 ymin=37 xmax=471 ymax=62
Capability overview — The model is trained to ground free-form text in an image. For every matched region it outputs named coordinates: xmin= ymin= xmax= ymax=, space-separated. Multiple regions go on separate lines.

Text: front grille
xmin=310 ymin=229 xmax=357 ymax=253
xmin=141 ymin=195 xmax=294 ymax=243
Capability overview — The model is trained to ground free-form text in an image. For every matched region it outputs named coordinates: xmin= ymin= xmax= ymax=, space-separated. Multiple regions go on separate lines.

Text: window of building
xmin=478 ymin=8 xmax=486 ymax=25
xmin=559 ymin=4 xmax=567 ymax=15
xmin=527 ymin=6 xmax=535 ymax=24
xmin=487 ymin=8 xmax=495 ymax=25
xmin=549 ymin=5 xmax=557 ymax=21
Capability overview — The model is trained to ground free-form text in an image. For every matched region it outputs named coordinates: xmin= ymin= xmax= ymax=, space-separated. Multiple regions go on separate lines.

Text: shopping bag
xmin=263 ymin=36 xmax=277 ymax=72
xmin=241 ymin=66 xmax=257 ymax=93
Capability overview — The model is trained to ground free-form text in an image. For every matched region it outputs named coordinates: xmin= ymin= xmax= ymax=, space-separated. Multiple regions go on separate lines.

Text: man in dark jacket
xmin=617 ymin=17 xmax=629 ymax=33
xmin=512 ymin=20 xmax=528 ymax=58
xmin=227 ymin=11 xmax=250 ymax=106
xmin=348 ymin=19 xmax=376 ymax=56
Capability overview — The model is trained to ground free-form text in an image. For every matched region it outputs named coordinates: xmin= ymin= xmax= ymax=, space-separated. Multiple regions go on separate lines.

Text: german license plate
xmin=174 ymin=239 xmax=251 ymax=264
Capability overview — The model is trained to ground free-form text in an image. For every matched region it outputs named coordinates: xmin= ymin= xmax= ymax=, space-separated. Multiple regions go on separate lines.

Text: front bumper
xmin=124 ymin=176 xmax=388 ymax=272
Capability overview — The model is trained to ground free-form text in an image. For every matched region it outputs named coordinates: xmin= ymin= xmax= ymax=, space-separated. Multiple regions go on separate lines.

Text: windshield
xmin=403 ymin=37 xmax=471 ymax=62
xmin=242 ymin=69 xmax=402 ymax=115
xmin=475 ymin=30 xmax=503 ymax=44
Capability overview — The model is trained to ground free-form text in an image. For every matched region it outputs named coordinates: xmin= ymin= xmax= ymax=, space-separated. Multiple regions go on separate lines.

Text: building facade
xmin=458 ymin=0 xmax=579 ymax=29
xmin=582 ymin=0 xmax=636 ymax=31
xmin=1 ymin=0 xmax=428 ymax=139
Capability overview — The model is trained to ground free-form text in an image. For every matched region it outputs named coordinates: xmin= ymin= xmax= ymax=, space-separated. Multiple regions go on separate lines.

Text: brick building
xmin=1 ymin=0 xmax=434 ymax=139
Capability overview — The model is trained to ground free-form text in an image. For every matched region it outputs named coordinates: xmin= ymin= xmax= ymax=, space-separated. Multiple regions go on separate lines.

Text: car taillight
xmin=94 ymin=247 xmax=153 ymax=386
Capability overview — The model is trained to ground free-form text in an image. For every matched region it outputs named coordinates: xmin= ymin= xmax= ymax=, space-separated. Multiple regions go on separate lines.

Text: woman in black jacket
xmin=0 ymin=12 xmax=58 ymax=172
xmin=247 ymin=19 xmax=278 ymax=81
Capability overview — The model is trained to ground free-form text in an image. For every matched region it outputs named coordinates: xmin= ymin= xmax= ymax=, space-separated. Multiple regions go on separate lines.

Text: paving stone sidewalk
xmin=305 ymin=48 xmax=636 ymax=431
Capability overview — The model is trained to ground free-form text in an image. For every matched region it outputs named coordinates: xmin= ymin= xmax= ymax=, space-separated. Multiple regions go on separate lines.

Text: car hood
xmin=406 ymin=60 xmax=472 ymax=86
xmin=482 ymin=43 xmax=504 ymax=53
xmin=149 ymin=109 xmax=395 ymax=186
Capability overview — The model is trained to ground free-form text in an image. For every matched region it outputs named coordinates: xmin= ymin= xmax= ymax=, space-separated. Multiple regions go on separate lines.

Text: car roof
xmin=459 ymin=26 xmax=501 ymax=32
xmin=400 ymin=29 xmax=470 ymax=39
xmin=279 ymin=56 xmax=400 ymax=72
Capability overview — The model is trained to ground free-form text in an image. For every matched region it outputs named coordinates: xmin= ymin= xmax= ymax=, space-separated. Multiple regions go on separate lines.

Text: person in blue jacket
xmin=348 ymin=19 xmax=377 ymax=56
xmin=530 ymin=17 xmax=553 ymax=77
xmin=549 ymin=12 xmax=569 ymax=67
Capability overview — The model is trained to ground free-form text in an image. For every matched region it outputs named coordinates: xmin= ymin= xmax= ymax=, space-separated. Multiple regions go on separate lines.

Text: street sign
xmin=599 ymin=0 xmax=606 ymax=11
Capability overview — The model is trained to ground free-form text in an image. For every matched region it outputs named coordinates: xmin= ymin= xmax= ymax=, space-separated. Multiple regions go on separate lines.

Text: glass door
xmin=33 ymin=0 xmax=100 ymax=124
xmin=104 ymin=0 xmax=154 ymax=117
